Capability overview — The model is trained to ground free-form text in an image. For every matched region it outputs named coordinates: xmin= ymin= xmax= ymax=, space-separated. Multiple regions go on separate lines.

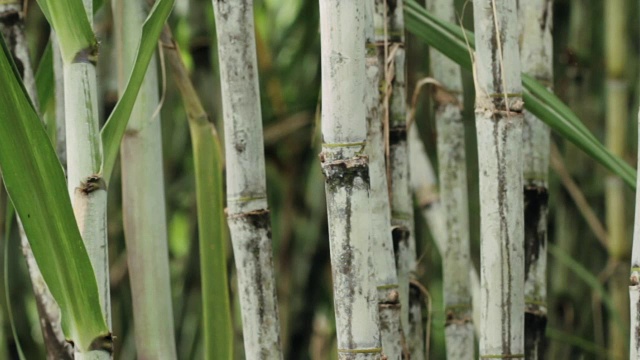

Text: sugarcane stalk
xmin=519 ymin=0 xmax=553 ymax=358
xmin=630 ymin=103 xmax=640 ymax=358
xmin=210 ymin=1 xmax=283 ymax=358
xmin=364 ymin=1 xmax=406 ymax=358
xmin=319 ymin=0 xmax=382 ymax=358
xmin=112 ymin=0 xmax=177 ymax=358
xmin=426 ymin=0 xmax=474 ymax=357
xmin=605 ymin=0 xmax=630 ymax=357
xmin=373 ymin=2 xmax=417 ymax=350
xmin=472 ymin=0 xmax=525 ymax=357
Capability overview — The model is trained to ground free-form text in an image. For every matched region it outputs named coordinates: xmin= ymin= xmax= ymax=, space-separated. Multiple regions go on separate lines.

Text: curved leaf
xmin=404 ymin=0 xmax=636 ymax=188
xmin=0 ymin=34 xmax=108 ymax=352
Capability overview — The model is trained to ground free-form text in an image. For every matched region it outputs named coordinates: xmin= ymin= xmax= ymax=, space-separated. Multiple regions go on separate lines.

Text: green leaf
xmin=36 ymin=0 xmax=96 ymax=63
xmin=404 ymin=0 xmax=636 ymax=189
xmin=101 ymin=0 xmax=175 ymax=182
xmin=161 ymin=27 xmax=234 ymax=359
xmin=35 ymin=42 xmax=53 ymax=112
xmin=0 ymin=35 xmax=108 ymax=351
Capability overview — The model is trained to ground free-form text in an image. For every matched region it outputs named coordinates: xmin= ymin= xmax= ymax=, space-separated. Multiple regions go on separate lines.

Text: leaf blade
xmin=101 ymin=0 xmax=175 ymax=182
xmin=0 ymin=34 xmax=108 ymax=351
xmin=404 ymin=0 xmax=636 ymax=188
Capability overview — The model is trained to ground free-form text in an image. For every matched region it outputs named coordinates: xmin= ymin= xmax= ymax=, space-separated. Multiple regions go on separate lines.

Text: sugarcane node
xmin=388 ymin=126 xmax=407 ymax=145
xmin=320 ymin=156 xmax=370 ymax=187
xmin=88 ymin=333 xmax=114 ymax=354
xmin=72 ymin=44 xmax=99 ymax=66
xmin=228 ymin=208 xmax=271 ymax=229
xmin=0 ymin=9 xmax=20 ymax=26
xmin=79 ymin=175 xmax=107 ymax=194
xmin=389 ymin=289 xmax=399 ymax=302
xmin=631 ymin=273 xmax=640 ymax=286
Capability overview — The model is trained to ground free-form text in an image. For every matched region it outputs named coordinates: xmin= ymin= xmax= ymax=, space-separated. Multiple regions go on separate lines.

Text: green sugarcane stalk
xmin=112 ymin=0 xmax=177 ymax=358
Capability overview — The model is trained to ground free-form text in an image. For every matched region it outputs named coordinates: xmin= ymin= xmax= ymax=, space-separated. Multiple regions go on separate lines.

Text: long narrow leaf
xmin=3 ymin=206 xmax=25 ymax=360
xmin=404 ymin=0 xmax=636 ymax=188
xmin=0 ymin=35 xmax=108 ymax=352
xmin=101 ymin=0 xmax=175 ymax=182
xmin=35 ymin=42 xmax=53 ymax=112
xmin=161 ymin=27 xmax=233 ymax=360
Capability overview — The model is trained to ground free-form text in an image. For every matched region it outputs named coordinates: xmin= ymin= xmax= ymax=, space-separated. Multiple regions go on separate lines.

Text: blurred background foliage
xmin=1 ymin=0 xmax=640 ymax=358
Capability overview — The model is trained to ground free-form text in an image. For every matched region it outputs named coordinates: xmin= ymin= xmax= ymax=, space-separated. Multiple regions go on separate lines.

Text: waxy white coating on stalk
xmin=408 ymin=124 xmax=483 ymax=337
xmin=211 ymin=1 xmax=283 ymax=358
xmin=214 ymin=0 xmax=269 ymax=215
xmin=374 ymin=1 xmax=417 ymax=344
xmin=62 ymin=2 xmax=111 ymax=357
xmin=320 ymin=1 xmax=381 ymax=358
xmin=630 ymin=107 xmax=640 ymax=359
xmin=472 ymin=0 xmax=525 ymax=357
xmin=428 ymin=0 xmax=474 ymax=357
xmin=519 ymin=1 xmax=552 ymax=358
xmin=113 ymin=0 xmax=177 ymax=358
xmin=407 ymin=286 xmax=425 ymax=360
xmin=408 ymin=124 xmax=443 ymax=249
xmin=364 ymin=1 xmax=405 ymax=358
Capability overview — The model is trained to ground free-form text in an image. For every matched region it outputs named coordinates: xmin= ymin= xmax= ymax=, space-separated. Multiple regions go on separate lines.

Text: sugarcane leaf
xmin=100 ymin=0 xmax=175 ymax=182
xmin=404 ymin=0 xmax=636 ymax=189
xmin=3 ymin=205 xmax=25 ymax=360
xmin=35 ymin=0 xmax=96 ymax=64
xmin=35 ymin=41 xmax=53 ymax=112
xmin=0 ymin=35 xmax=108 ymax=351
xmin=161 ymin=27 xmax=234 ymax=359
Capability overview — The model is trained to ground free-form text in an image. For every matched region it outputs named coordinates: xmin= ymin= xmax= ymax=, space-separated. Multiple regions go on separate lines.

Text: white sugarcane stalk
xmin=519 ymin=1 xmax=553 ymax=358
xmin=408 ymin=125 xmax=444 ymax=251
xmin=427 ymin=0 xmax=474 ymax=357
xmin=319 ymin=1 xmax=381 ymax=358
xmin=63 ymin=1 xmax=111 ymax=358
xmin=630 ymin=106 xmax=640 ymax=359
xmin=112 ymin=0 xmax=177 ymax=358
xmin=0 ymin=4 xmax=71 ymax=358
xmin=374 ymin=1 xmax=417 ymax=346
xmin=364 ymin=1 xmax=405 ymax=358
xmin=408 ymin=123 xmax=482 ymax=336
xmin=472 ymin=0 xmax=525 ymax=357
xmin=211 ymin=1 xmax=283 ymax=358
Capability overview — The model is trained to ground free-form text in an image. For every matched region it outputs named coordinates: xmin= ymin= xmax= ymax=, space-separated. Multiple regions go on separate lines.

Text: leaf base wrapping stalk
xmin=228 ymin=209 xmax=282 ymax=359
